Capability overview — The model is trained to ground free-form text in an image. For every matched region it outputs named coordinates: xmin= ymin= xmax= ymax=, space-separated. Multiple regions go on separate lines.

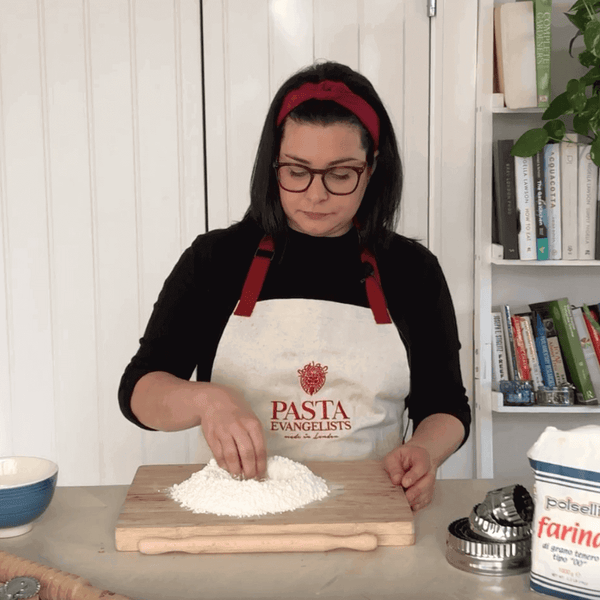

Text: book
xmin=517 ymin=313 xmax=545 ymax=390
xmin=596 ymin=190 xmax=600 ymax=259
xmin=572 ymin=306 xmax=600 ymax=402
xmin=492 ymin=312 xmax=509 ymax=390
xmin=533 ymin=150 xmax=549 ymax=260
xmin=533 ymin=0 xmax=552 ymax=108
xmin=548 ymin=298 xmax=597 ymax=404
xmin=494 ymin=2 xmax=537 ymax=109
xmin=530 ymin=309 xmax=557 ymax=388
xmin=514 ymin=155 xmax=537 ymax=260
xmin=493 ymin=140 xmax=520 ymax=259
xmin=511 ymin=315 xmax=531 ymax=380
xmin=560 ymin=138 xmax=579 ymax=260
xmin=583 ymin=305 xmax=600 ymax=364
xmin=578 ymin=144 xmax=598 ymax=259
xmin=529 ymin=300 xmax=570 ymax=386
xmin=501 ymin=305 xmax=519 ymax=380
xmin=543 ymin=143 xmax=561 ymax=260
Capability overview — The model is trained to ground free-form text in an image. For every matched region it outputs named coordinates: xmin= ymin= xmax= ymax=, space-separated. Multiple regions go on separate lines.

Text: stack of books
xmin=493 ymin=138 xmax=599 ymax=261
xmin=494 ymin=0 xmax=552 ymax=110
xmin=492 ymin=299 xmax=600 ymax=405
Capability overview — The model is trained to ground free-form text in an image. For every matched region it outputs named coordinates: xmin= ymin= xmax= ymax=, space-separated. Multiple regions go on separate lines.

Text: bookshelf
xmin=474 ymin=0 xmax=600 ymax=479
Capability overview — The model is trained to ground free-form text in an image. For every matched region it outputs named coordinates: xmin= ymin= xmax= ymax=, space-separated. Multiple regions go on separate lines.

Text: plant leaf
xmin=579 ymin=49 xmax=598 ymax=67
xmin=584 ymin=20 xmax=600 ymax=57
xmin=511 ymin=129 xmax=549 ymax=157
xmin=573 ymin=113 xmax=591 ymax=136
xmin=543 ymin=120 xmax=566 ymax=141
xmin=568 ymin=10 xmax=588 ymax=32
xmin=581 ymin=65 xmax=600 ymax=85
xmin=542 ymin=92 xmax=572 ymax=119
xmin=567 ymin=78 xmax=588 ymax=111
xmin=591 ymin=136 xmax=600 ymax=167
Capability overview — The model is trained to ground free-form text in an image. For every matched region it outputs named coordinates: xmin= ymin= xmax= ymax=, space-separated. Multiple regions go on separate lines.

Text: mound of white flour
xmin=168 ymin=455 xmax=329 ymax=518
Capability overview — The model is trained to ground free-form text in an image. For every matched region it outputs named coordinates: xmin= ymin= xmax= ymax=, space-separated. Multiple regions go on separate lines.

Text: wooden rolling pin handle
xmin=138 ymin=533 xmax=378 ymax=554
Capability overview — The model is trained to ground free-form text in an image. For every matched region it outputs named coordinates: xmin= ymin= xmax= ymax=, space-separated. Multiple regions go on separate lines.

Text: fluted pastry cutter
xmin=446 ymin=483 xmax=534 ymax=576
xmin=0 ymin=577 xmax=40 ymax=600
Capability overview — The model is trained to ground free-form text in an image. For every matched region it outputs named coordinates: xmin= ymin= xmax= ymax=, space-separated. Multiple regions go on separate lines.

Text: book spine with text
xmin=560 ymin=138 xmax=579 ymax=260
xmin=493 ymin=140 xmax=520 ymax=259
xmin=492 ymin=312 xmax=509 ymax=389
xmin=511 ymin=315 xmax=531 ymax=380
xmin=572 ymin=306 xmax=600 ymax=403
xmin=529 ymin=300 xmax=570 ymax=386
xmin=518 ymin=313 xmax=545 ymax=389
xmin=530 ymin=310 xmax=557 ymax=388
xmin=548 ymin=298 xmax=597 ymax=403
xmin=533 ymin=150 xmax=549 ymax=260
xmin=533 ymin=0 xmax=552 ymax=108
xmin=583 ymin=306 xmax=600 ymax=364
xmin=514 ymin=155 xmax=537 ymax=260
xmin=543 ymin=143 xmax=561 ymax=260
xmin=578 ymin=144 xmax=598 ymax=259
xmin=501 ymin=305 xmax=519 ymax=380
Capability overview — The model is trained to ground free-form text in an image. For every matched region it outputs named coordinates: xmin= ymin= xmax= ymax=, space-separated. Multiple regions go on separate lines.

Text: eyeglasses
xmin=273 ymin=161 xmax=367 ymax=195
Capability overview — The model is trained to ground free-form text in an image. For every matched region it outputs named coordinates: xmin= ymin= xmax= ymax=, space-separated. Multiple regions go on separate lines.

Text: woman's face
xmin=278 ymin=119 xmax=373 ymax=237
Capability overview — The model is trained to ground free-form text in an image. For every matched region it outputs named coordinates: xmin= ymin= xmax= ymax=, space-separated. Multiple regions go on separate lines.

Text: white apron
xmin=198 ymin=234 xmax=410 ymax=462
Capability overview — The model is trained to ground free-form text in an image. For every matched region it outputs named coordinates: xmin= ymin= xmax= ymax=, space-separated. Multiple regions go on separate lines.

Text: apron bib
xmin=198 ymin=235 xmax=410 ymax=463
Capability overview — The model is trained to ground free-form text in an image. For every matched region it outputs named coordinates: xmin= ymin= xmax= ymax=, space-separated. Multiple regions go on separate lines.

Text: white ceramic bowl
xmin=0 ymin=456 xmax=58 ymax=538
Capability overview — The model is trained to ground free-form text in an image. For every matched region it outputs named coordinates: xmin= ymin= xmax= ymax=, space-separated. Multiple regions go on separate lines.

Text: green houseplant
xmin=511 ymin=0 xmax=600 ymax=166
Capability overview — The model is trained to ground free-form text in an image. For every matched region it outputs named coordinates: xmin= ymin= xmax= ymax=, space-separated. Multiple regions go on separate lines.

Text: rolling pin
xmin=138 ymin=532 xmax=378 ymax=554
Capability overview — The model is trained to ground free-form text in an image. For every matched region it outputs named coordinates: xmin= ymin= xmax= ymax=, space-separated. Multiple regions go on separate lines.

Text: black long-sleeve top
xmin=118 ymin=218 xmax=471 ymax=447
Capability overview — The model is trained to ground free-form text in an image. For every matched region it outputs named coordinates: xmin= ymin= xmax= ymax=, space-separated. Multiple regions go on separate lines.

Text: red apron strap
xmin=360 ymin=247 xmax=392 ymax=325
xmin=235 ymin=234 xmax=391 ymax=324
xmin=234 ymin=235 xmax=275 ymax=317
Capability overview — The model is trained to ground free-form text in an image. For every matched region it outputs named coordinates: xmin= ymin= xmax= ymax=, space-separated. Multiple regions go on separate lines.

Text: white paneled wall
xmin=0 ymin=0 xmax=205 ymax=485
xmin=203 ymin=0 xmax=431 ymax=243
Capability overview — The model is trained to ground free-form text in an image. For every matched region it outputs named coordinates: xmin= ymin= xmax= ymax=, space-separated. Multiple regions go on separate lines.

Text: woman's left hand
xmin=383 ymin=444 xmax=436 ymax=512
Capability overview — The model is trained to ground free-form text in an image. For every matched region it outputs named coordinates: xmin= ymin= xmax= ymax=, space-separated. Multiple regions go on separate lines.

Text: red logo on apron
xmin=298 ymin=361 xmax=328 ymax=396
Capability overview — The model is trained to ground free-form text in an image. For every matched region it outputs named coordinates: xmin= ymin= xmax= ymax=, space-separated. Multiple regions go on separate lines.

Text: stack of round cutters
xmin=446 ymin=484 xmax=534 ymax=576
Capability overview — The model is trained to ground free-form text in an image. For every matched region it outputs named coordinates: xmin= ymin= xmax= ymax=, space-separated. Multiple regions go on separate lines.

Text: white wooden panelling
xmin=204 ymin=0 xmax=431 ymax=241
xmin=269 ymin=0 xmax=313 ymax=93
xmin=87 ymin=0 xmax=144 ymax=485
xmin=429 ymin=0 xmax=477 ymax=478
xmin=42 ymin=0 xmax=100 ymax=484
xmin=0 ymin=0 xmax=57 ymax=462
xmin=0 ymin=0 xmax=205 ymax=485
xmin=313 ymin=0 xmax=359 ymax=71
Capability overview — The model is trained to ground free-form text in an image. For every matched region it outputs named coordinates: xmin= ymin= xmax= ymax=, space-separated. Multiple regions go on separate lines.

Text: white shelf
xmin=491 ymin=93 xmax=545 ymax=113
xmin=491 ymin=259 xmax=600 ymax=267
xmin=492 ymin=392 xmax=600 ymax=413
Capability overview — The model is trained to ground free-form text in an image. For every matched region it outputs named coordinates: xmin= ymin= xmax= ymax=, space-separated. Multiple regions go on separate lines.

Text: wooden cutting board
xmin=115 ymin=460 xmax=415 ymax=553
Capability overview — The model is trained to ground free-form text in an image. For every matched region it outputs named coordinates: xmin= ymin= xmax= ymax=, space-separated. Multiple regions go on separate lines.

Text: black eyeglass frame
xmin=273 ymin=161 xmax=368 ymax=196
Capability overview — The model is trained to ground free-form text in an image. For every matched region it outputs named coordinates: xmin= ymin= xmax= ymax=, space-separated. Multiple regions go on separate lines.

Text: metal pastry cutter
xmin=0 ymin=577 xmax=41 ymax=600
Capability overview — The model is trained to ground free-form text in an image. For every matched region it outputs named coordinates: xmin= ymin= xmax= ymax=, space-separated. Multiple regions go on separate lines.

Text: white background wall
xmin=0 ymin=0 xmax=477 ymax=485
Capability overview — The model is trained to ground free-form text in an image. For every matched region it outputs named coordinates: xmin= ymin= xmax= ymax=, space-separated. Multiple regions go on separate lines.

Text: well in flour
xmin=168 ymin=455 xmax=329 ymax=518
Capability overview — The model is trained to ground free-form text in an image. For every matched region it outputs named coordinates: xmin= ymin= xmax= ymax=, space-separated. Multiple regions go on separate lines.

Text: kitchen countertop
xmin=0 ymin=476 xmax=541 ymax=600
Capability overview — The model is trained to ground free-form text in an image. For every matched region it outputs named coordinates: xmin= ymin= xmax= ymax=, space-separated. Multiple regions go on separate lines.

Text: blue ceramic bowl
xmin=0 ymin=457 xmax=58 ymax=538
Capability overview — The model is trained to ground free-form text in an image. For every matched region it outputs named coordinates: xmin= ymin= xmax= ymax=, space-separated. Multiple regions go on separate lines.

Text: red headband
xmin=276 ymin=80 xmax=379 ymax=151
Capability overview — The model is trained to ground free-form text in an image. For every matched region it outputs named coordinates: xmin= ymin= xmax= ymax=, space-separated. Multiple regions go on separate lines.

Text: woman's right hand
xmin=198 ymin=384 xmax=267 ymax=480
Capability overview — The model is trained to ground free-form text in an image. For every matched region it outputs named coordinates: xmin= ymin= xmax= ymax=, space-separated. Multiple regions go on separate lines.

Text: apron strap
xmin=234 ymin=235 xmax=275 ymax=316
xmin=234 ymin=235 xmax=392 ymax=324
xmin=360 ymin=247 xmax=392 ymax=325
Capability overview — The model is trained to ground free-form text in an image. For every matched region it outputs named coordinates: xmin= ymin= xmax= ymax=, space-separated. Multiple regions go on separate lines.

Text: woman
xmin=119 ymin=61 xmax=471 ymax=512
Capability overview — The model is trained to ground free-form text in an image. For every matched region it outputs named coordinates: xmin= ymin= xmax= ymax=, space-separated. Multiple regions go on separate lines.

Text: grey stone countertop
xmin=0 ymin=475 xmax=542 ymax=600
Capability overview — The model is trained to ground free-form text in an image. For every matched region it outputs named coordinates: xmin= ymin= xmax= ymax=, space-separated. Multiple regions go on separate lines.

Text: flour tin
xmin=527 ymin=425 xmax=600 ymax=599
